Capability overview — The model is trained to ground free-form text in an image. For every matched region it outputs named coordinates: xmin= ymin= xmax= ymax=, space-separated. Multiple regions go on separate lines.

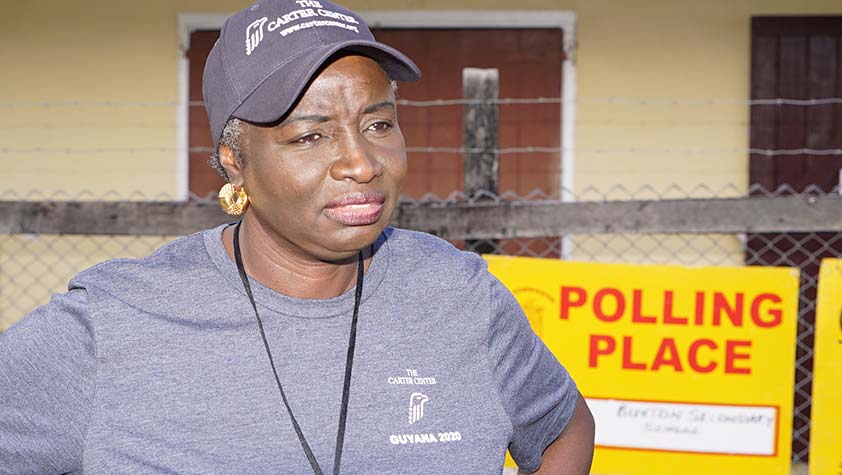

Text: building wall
xmin=5 ymin=0 xmax=842 ymax=198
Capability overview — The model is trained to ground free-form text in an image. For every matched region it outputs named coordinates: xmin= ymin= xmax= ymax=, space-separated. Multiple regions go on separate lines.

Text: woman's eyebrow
xmin=363 ymin=101 xmax=395 ymax=114
xmin=282 ymin=102 xmax=394 ymax=124
xmin=283 ymin=113 xmax=331 ymax=125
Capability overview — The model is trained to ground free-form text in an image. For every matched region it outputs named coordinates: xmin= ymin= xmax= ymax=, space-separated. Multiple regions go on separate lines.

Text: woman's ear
xmin=219 ymin=144 xmax=244 ymax=188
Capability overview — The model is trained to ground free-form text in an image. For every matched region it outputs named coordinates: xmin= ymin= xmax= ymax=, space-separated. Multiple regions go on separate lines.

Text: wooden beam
xmin=1 ymin=196 xmax=841 ymax=237
xmin=394 ymin=195 xmax=842 ymax=238
xmin=0 ymin=201 xmax=232 ymax=236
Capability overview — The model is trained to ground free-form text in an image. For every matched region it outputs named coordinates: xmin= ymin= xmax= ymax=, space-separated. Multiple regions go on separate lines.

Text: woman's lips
xmin=324 ymin=192 xmax=386 ymax=226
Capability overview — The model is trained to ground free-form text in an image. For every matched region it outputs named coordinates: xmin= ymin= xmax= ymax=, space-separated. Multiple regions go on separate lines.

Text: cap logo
xmin=244 ymin=0 xmax=361 ymax=55
xmin=245 ymin=17 xmax=268 ymax=56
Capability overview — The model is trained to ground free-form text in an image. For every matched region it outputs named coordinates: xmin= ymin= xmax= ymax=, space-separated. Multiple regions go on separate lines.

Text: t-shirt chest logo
xmin=386 ymin=368 xmax=463 ymax=446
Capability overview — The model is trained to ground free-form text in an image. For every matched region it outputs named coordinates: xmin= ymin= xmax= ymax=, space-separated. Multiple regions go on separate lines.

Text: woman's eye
xmin=292 ymin=133 xmax=323 ymax=145
xmin=367 ymin=121 xmax=393 ymax=133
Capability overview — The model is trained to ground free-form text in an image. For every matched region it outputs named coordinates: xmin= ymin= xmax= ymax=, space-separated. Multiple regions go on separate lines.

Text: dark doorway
xmin=748 ymin=16 xmax=842 ymax=462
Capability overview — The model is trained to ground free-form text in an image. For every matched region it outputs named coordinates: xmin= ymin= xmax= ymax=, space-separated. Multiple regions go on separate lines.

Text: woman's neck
xmin=222 ymin=219 xmax=370 ymax=299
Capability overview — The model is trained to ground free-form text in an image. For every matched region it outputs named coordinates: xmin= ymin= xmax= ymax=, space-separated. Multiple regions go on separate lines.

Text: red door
xmin=186 ymin=30 xmax=225 ymax=199
xmin=372 ymin=28 xmax=565 ymax=200
xmin=187 ymin=28 xmax=565 ymax=202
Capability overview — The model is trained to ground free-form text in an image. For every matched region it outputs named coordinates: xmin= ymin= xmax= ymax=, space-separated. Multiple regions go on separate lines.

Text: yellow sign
xmin=810 ymin=259 xmax=842 ymax=475
xmin=486 ymin=256 xmax=799 ymax=475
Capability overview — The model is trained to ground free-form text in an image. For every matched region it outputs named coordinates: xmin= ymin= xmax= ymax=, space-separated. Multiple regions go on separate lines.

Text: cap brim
xmin=231 ymin=40 xmax=421 ymax=126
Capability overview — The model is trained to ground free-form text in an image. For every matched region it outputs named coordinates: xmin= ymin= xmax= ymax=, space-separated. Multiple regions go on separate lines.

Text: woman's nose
xmin=330 ymin=135 xmax=383 ymax=183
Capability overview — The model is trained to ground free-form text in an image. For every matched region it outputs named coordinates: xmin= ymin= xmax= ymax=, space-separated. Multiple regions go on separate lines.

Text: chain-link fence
xmin=2 ymin=185 xmax=840 ymax=469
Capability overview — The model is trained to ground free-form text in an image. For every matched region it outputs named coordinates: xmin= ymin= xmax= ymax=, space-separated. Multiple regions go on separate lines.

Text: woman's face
xmin=228 ymin=55 xmax=407 ymax=262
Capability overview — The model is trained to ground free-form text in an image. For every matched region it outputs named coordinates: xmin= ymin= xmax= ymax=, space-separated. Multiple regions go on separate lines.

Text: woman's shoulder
xmin=49 ymin=225 xmax=240 ymax=326
xmin=68 ymin=228 xmax=216 ymax=295
xmin=383 ymin=227 xmax=489 ymax=280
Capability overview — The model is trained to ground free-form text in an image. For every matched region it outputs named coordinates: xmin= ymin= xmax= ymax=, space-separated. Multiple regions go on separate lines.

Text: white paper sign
xmin=587 ymin=398 xmax=778 ymax=456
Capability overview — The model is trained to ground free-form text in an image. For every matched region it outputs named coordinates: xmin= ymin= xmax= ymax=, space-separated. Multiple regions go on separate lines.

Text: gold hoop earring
xmin=218 ymin=183 xmax=250 ymax=216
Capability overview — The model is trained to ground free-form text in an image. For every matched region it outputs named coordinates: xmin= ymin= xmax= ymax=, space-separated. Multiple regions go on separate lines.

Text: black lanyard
xmin=233 ymin=222 xmax=363 ymax=475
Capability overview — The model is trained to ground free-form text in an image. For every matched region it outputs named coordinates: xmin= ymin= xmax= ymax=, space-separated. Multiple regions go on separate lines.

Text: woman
xmin=0 ymin=0 xmax=594 ymax=473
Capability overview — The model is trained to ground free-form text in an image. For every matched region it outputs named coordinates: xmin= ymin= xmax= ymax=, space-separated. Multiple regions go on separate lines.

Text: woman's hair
xmin=209 ymin=117 xmax=244 ymax=182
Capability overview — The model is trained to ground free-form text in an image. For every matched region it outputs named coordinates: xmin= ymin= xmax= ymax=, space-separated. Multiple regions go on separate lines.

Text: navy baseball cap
xmin=202 ymin=0 xmax=421 ymax=147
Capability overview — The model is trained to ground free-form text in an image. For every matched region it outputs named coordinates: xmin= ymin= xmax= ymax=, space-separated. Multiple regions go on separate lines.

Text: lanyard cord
xmin=233 ymin=222 xmax=363 ymax=475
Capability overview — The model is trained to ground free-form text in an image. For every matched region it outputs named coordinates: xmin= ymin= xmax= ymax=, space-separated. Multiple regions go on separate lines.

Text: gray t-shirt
xmin=0 ymin=225 xmax=578 ymax=474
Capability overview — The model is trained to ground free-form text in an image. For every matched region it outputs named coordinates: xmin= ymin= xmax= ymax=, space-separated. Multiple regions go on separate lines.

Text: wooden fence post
xmin=463 ymin=67 xmax=500 ymax=253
